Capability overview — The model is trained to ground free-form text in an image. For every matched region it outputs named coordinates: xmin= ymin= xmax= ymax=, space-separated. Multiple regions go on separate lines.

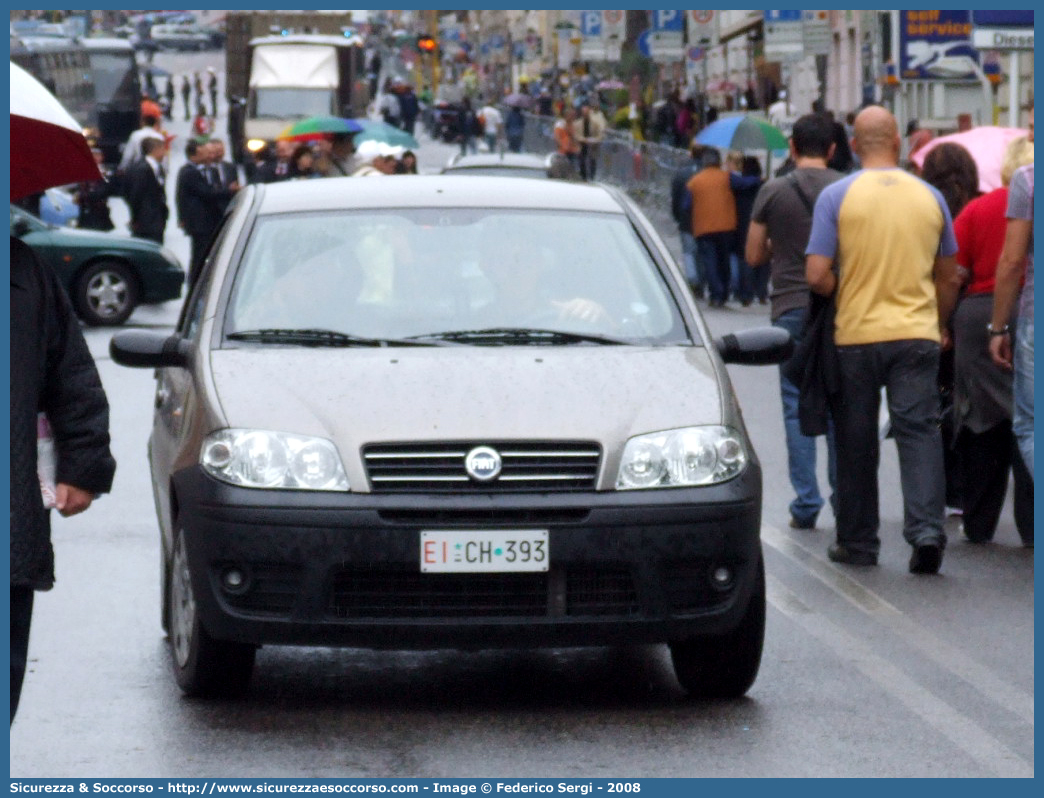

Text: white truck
xmin=225 ymin=11 xmax=367 ymax=163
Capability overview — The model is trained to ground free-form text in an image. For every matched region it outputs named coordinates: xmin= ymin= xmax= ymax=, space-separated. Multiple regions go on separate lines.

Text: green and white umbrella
xmin=350 ymin=119 xmax=419 ymax=150
xmin=695 ymin=115 xmax=788 ymax=151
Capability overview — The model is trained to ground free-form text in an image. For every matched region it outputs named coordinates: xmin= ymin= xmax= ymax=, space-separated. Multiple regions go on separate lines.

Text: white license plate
xmin=420 ymin=529 xmax=549 ymax=573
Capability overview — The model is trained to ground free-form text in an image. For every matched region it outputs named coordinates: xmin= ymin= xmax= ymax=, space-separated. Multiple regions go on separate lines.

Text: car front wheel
xmin=168 ymin=529 xmax=256 ymax=697
xmin=74 ymin=260 xmax=139 ymax=326
xmin=669 ymin=552 xmax=765 ymax=699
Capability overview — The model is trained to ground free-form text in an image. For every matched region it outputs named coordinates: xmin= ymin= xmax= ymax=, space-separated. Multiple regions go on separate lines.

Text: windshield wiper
xmin=406 ymin=327 xmax=629 ymax=346
xmin=227 ymin=329 xmax=442 ymax=347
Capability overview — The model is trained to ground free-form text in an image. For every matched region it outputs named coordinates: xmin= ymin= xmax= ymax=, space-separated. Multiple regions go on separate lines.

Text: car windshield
xmin=225 ymin=208 xmax=692 ymax=347
xmin=252 ymin=88 xmax=333 ymax=119
xmin=86 ymin=51 xmax=138 ymax=105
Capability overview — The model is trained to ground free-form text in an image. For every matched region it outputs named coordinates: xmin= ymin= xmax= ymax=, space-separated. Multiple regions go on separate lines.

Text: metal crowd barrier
xmin=517 ymin=111 xmax=691 ymax=218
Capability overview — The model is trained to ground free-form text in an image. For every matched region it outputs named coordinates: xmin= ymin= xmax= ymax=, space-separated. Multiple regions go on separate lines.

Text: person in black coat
xmin=670 ymin=143 xmax=708 ymax=298
xmin=123 ymin=137 xmax=169 ymax=244
xmin=75 ymin=147 xmax=115 ymax=231
xmin=207 ymin=68 xmax=219 ymax=118
xmin=205 ymin=138 xmax=240 ymax=215
xmin=398 ymin=85 xmax=420 ymax=135
xmin=10 ymin=236 xmax=116 ymax=723
xmin=176 ymin=139 xmax=236 ymax=287
xmin=163 ymin=76 xmax=175 ymax=121
xmin=180 ymin=75 xmax=192 ymax=121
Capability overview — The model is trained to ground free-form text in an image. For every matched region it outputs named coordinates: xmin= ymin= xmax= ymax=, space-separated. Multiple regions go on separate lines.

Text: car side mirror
xmin=11 ymin=217 xmax=31 ymax=237
xmin=110 ymin=330 xmax=189 ymax=369
xmin=715 ymin=326 xmax=793 ymax=366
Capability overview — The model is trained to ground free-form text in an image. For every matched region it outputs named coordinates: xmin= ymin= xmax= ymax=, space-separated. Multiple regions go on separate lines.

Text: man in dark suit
xmin=176 ymin=139 xmax=236 ymax=286
xmin=206 ymin=138 xmax=239 ymax=215
xmin=123 ymin=137 xmax=169 ymax=244
xmin=252 ymin=138 xmax=295 ymax=184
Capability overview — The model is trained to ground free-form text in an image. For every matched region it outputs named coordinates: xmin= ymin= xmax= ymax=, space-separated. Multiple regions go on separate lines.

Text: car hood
xmin=26 ymin=225 xmax=161 ymax=251
xmin=209 ymin=346 xmax=725 ymax=486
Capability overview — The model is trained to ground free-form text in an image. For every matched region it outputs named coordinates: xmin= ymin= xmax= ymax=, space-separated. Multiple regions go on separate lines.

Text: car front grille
xmin=363 ymin=441 xmax=602 ymax=493
xmin=327 ymin=565 xmax=640 ymax=619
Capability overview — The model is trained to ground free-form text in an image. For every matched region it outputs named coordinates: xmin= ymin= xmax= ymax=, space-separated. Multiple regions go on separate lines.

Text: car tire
xmin=160 ymin=543 xmax=171 ymax=635
xmin=669 ymin=553 xmax=765 ymax=699
xmin=74 ymin=260 xmax=139 ymax=326
xmin=168 ymin=528 xmax=256 ymax=697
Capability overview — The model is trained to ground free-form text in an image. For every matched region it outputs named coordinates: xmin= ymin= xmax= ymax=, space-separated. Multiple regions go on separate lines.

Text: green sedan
xmin=10 ymin=204 xmax=185 ymax=326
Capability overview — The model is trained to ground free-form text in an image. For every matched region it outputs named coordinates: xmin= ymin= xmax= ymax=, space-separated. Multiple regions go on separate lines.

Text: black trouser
xmin=958 ymin=422 xmax=1034 ymax=545
xmin=133 ymin=225 xmax=165 ymax=246
xmin=578 ymin=144 xmax=597 ymax=181
xmin=834 ymin=340 xmax=945 ymax=556
xmin=11 ymin=586 xmax=34 ymax=725
xmin=189 ymin=231 xmax=214 ymax=288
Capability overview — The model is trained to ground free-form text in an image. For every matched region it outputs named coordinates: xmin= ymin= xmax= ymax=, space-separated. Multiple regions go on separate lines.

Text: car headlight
xmin=201 ymin=429 xmax=349 ymax=491
xmin=616 ymin=426 xmax=747 ymax=489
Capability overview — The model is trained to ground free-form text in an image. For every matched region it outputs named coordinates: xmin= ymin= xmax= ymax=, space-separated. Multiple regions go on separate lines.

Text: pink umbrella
xmin=911 ymin=126 xmax=1029 ymax=193
xmin=10 ymin=62 xmax=101 ymax=200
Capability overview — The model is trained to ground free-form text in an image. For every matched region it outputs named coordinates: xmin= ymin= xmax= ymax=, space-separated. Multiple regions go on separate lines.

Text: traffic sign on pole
xmin=601 ymin=9 xmax=625 ymax=62
xmin=802 ymin=10 xmax=831 ymax=56
xmin=687 ymin=10 xmax=717 ymax=47
xmin=602 ymin=9 xmax=625 ymax=39
xmin=651 ymin=10 xmax=685 ymax=33
xmin=764 ymin=9 xmax=803 ymax=62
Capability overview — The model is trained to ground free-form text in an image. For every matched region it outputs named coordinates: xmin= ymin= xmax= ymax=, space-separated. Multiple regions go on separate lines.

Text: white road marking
xmin=767 ymin=574 xmax=1033 ymax=778
xmin=762 ymin=523 xmax=1034 ymax=725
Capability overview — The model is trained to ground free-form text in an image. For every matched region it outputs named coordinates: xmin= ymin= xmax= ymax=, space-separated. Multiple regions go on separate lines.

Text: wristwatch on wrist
xmin=986 ymin=323 xmax=1011 ymax=337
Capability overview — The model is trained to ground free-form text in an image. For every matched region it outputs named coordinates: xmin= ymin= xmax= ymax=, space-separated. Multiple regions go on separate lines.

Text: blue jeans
xmin=732 ymin=253 xmax=755 ymax=303
xmin=775 ymin=308 xmax=837 ymax=526
xmin=679 ymin=232 xmax=703 ymax=289
xmin=1013 ymin=317 xmax=1034 ymax=478
xmin=834 ymin=340 xmax=945 ymax=556
xmin=696 ymin=232 xmax=732 ymax=303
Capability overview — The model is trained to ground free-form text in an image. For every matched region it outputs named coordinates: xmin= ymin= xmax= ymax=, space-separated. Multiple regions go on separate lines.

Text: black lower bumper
xmin=172 ymin=463 xmax=763 ymax=649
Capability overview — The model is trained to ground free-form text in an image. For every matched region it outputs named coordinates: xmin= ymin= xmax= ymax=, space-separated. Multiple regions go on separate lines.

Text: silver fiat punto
xmin=111 ymin=176 xmax=791 ymax=698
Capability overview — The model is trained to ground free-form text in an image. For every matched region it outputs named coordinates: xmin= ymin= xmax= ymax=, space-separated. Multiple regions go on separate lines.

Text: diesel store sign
xmin=971 ymin=28 xmax=1034 ymax=50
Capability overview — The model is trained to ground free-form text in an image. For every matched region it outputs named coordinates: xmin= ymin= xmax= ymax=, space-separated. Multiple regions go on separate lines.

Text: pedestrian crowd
xmin=709 ymin=105 xmax=1034 ymax=575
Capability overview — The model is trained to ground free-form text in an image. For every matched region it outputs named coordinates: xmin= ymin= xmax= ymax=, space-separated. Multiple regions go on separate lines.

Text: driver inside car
xmin=475 ymin=223 xmax=615 ymax=331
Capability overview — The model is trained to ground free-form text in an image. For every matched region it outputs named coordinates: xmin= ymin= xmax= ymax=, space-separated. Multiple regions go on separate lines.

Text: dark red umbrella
xmin=10 ymin=62 xmax=101 ymax=200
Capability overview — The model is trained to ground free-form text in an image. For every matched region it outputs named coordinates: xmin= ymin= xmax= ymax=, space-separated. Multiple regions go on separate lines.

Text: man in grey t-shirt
xmin=745 ymin=113 xmax=843 ymax=530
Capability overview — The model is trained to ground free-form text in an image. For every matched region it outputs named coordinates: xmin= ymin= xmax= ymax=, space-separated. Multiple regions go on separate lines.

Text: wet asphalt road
xmin=8 ymin=45 xmax=1034 ymax=779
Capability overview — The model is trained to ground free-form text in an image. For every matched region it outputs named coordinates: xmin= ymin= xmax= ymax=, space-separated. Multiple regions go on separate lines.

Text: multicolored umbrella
xmin=10 ymin=63 xmax=101 ymax=199
xmin=695 ymin=115 xmax=788 ymax=151
xmin=350 ymin=119 xmax=419 ymax=149
xmin=277 ymin=115 xmax=364 ymax=142
xmin=911 ymin=126 xmax=1030 ymax=193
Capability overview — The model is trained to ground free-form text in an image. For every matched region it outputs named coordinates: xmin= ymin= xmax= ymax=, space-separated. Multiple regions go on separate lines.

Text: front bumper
xmin=173 ymin=463 xmax=763 ymax=650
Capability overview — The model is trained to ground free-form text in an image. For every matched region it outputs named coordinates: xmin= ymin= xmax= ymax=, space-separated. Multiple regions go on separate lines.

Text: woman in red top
xmin=951 ymin=136 xmax=1034 ymax=546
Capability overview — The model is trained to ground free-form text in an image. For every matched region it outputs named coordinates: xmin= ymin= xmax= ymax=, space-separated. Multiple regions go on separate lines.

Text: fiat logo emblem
xmin=465 ymin=446 xmax=502 ymax=481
